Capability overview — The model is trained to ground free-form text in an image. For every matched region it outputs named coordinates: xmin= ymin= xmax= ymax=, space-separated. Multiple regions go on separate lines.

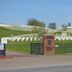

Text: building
xmin=67 ymin=27 xmax=72 ymax=33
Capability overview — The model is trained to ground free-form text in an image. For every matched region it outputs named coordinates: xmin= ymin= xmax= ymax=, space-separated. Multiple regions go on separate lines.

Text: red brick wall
xmin=43 ymin=35 xmax=55 ymax=55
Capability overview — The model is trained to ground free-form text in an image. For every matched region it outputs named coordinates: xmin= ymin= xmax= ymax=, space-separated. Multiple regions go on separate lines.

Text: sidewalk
xmin=0 ymin=55 xmax=72 ymax=70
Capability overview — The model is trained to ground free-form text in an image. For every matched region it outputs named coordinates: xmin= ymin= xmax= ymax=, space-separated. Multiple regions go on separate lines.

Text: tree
xmin=48 ymin=22 xmax=56 ymax=29
xmin=68 ymin=22 xmax=71 ymax=27
xmin=62 ymin=24 xmax=67 ymax=31
xmin=27 ymin=18 xmax=45 ymax=27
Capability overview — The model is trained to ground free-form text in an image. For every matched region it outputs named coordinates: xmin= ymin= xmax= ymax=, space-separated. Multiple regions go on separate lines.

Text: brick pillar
xmin=43 ymin=35 xmax=55 ymax=55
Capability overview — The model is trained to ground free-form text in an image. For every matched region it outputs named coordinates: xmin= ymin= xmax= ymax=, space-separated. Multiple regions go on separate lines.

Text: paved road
xmin=0 ymin=65 xmax=72 ymax=72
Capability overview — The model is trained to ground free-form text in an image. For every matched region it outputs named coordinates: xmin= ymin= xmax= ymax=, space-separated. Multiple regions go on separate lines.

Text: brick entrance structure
xmin=43 ymin=35 xmax=55 ymax=55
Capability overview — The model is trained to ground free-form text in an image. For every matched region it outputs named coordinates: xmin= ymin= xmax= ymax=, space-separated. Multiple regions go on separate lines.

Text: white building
xmin=67 ymin=27 xmax=72 ymax=32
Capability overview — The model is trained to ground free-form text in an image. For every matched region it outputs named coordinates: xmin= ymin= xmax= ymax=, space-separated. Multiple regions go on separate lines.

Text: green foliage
xmin=54 ymin=31 xmax=62 ymax=35
xmin=27 ymin=18 xmax=45 ymax=27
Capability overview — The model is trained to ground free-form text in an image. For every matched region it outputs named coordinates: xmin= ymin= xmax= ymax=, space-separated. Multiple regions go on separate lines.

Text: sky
xmin=0 ymin=0 xmax=72 ymax=28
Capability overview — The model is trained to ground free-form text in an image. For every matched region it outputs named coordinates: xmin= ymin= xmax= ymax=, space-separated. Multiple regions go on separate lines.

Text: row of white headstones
xmin=55 ymin=36 xmax=72 ymax=40
xmin=1 ymin=36 xmax=41 ymax=44
xmin=1 ymin=36 xmax=72 ymax=44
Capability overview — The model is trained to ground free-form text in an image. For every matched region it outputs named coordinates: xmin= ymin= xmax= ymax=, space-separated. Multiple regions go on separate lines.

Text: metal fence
xmin=56 ymin=41 xmax=72 ymax=54
xmin=31 ymin=43 xmax=44 ymax=55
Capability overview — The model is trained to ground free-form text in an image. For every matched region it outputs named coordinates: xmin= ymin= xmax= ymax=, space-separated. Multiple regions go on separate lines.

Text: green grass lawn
xmin=54 ymin=31 xmax=62 ymax=35
xmin=6 ymin=40 xmax=40 ymax=53
xmin=1 ymin=26 xmax=72 ymax=54
xmin=0 ymin=27 xmax=36 ymax=38
xmin=55 ymin=40 xmax=72 ymax=54
xmin=6 ymin=41 xmax=31 ymax=53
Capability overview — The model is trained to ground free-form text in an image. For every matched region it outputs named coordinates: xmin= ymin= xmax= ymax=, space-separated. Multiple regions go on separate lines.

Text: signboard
xmin=0 ymin=44 xmax=4 ymax=50
xmin=0 ymin=43 xmax=5 ymax=56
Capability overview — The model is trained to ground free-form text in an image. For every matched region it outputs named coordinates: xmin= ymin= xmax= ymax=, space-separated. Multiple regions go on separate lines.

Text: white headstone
xmin=1 ymin=38 xmax=7 ymax=44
